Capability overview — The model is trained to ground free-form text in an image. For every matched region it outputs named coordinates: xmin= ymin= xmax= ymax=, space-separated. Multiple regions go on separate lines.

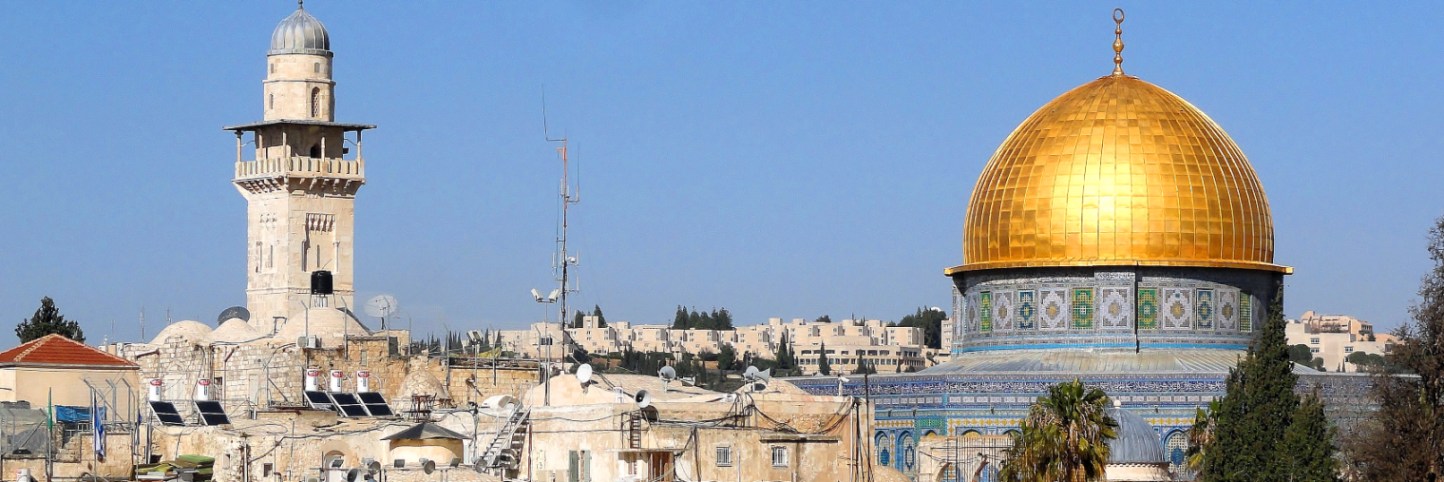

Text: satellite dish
xmin=217 ymin=306 xmax=250 ymax=324
xmin=576 ymin=364 xmax=593 ymax=385
xmin=481 ymin=395 xmax=518 ymax=412
xmin=658 ymin=366 xmax=677 ymax=381
xmin=364 ymin=295 xmax=398 ymax=319
xmin=421 ymin=459 xmax=436 ymax=475
xmin=345 ymin=468 xmax=361 ymax=482
xmin=635 ymin=390 xmax=653 ymax=408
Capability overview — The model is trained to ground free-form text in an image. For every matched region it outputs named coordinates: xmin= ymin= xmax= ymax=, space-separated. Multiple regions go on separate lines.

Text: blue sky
xmin=2 ymin=2 xmax=1442 ymax=344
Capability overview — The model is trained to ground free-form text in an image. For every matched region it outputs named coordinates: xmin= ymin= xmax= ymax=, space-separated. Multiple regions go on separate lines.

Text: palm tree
xmin=1185 ymin=400 xmax=1219 ymax=473
xmin=1000 ymin=379 xmax=1118 ymax=482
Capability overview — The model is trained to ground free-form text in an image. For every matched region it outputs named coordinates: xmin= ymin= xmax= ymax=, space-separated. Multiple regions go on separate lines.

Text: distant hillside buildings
xmin=495 ymin=316 xmax=936 ymax=374
xmin=1285 ymin=311 xmax=1397 ymax=373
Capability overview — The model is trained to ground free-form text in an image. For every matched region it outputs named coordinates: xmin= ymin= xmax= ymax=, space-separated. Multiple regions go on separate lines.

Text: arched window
xmin=313 ymin=62 xmax=320 ymax=73
xmin=309 ymin=145 xmax=321 ymax=158
xmin=268 ymin=94 xmax=274 ymax=110
xmin=310 ymin=87 xmax=321 ymax=118
xmin=270 ymin=63 xmax=275 ymax=74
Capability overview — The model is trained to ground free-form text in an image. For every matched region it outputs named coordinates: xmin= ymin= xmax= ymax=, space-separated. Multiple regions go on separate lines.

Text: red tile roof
xmin=0 ymin=334 xmax=137 ymax=368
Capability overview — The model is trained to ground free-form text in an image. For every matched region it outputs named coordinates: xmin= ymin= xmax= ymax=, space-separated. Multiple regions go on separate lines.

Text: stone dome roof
xmin=398 ymin=366 xmax=450 ymax=399
xmin=270 ymin=3 xmax=331 ymax=57
xmin=151 ymin=320 xmax=213 ymax=345
xmin=212 ymin=319 xmax=264 ymax=343
xmin=1107 ymin=407 xmax=1167 ymax=465
xmin=950 ymin=73 xmax=1289 ymax=275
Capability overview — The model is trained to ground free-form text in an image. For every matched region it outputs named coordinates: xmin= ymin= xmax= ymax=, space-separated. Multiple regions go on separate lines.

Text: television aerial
xmin=363 ymin=295 xmax=398 ymax=330
xmin=217 ymin=306 xmax=250 ymax=325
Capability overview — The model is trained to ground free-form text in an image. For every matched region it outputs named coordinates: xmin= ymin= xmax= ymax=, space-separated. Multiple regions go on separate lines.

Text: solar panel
xmin=357 ymin=392 xmax=394 ymax=417
xmin=304 ymin=391 xmax=336 ymax=411
xmin=194 ymin=401 xmax=232 ymax=426
xmin=329 ymin=393 xmax=369 ymax=417
xmin=149 ymin=401 xmax=185 ymax=426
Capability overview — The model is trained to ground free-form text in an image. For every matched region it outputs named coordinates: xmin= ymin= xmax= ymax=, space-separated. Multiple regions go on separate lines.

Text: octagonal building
xmin=779 ymin=19 xmax=1379 ymax=482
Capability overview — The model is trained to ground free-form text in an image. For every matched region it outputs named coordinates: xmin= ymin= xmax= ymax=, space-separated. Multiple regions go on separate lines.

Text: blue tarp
xmin=54 ymin=405 xmax=105 ymax=423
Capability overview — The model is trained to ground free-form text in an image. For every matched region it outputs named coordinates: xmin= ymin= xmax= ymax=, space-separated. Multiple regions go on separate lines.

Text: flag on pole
xmin=91 ymin=391 xmax=105 ymax=461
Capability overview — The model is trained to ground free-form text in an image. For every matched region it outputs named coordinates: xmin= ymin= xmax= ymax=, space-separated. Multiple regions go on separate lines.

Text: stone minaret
xmin=226 ymin=4 xmax=372 ymax=340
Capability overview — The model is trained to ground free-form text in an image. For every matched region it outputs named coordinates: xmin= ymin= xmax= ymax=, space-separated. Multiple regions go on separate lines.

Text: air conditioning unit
xmin=298 ymin=335 xmax=322 ymax=349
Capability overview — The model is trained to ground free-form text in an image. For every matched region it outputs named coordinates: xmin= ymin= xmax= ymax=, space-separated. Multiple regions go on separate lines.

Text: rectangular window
xmin=1344 ymin=346 xmax=1354 ymax=353
xmin=1310 ymin=347 xmax=1320 ymax=353
xmin=716 ymin=446 xmax=732 ymax=467
xmin=771 ymin=446 xmax=788 ymax=467
xmin=1310 ymin=337 xmax=1320 ymax=345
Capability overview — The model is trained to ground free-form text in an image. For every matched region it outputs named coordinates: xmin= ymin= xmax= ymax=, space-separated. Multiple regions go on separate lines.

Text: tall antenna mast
xmin=543 ymin=90 xmax=581 ymax=363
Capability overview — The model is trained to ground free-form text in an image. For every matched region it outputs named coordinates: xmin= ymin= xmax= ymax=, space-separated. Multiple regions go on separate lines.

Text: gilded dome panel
xmin=951 ymin=75 xmax=1287 ymax=274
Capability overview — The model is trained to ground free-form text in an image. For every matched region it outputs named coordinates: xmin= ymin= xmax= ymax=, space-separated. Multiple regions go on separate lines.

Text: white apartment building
xmin=494 ymin=315 xmax=934 ymax=373
xmin=1285 ymin=311 xmax=1397 ymax=373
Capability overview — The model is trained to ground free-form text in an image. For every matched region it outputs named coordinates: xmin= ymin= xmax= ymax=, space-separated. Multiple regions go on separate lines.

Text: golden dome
xmin=949 ymin=74 xmax=1289 ymax=274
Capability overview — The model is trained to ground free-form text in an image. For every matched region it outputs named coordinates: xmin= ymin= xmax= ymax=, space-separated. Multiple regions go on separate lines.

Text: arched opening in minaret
xmin=311 ymin=87 xmax=320 ymax=118
xmin=309 ymin=145 xmax=321 ymax=158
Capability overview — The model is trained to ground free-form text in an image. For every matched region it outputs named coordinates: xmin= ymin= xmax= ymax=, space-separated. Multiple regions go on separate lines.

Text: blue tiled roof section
xmin=1107 ymin=407 xmax=1167 ymax=464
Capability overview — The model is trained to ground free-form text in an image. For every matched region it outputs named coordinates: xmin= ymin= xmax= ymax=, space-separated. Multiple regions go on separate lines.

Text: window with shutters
xmin=567 ymin=450 xmax=591 ymax=482
xmin=311 ymin=87 xmax=321 ymax=118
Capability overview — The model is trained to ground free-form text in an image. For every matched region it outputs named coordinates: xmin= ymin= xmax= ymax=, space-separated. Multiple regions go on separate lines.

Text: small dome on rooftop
xmin=1107 ymin=407 xmax=1167 ymax=465
xmin=270 ymin=3 xmax=331 ymax=57
xmin=151 ymin=320 xmax=213 ymax=345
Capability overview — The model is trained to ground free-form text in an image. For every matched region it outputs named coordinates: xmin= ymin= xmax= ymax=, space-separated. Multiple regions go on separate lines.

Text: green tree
xmin=815 ymin=315 xmax=832 ymax=324
xmin=897 ymin=307 xmax=947 ymax=349
xmin=773 ymin=331 xmax=795 ymax=372
xmin=817 ymin=341 xmax=831 ymax=375
xmin=1198 ymin=284 xmax=1339 ymax=482
xmin=1282 ymin=391 xmax=1339 ymax=481
xmin=714 ymin=308 xmax=734 ymax=330
xmin=1185 ymin=401 xmax=1219 ymax=473
xmin=1344 ymin=215 xmax=1444 ymax=481
xmin=672 ymin=306 xmax=689 ymax=330
xmin=592 ymin=305 xmax=607 ymax=328
xmin=1287 ymin=344 xmax=1313 ymax=365
xmin=853 ymin=353 xmax=876 ymax=375
xmin=717 ymin=344 xmax=736 ymax=371
xmin=999 ymin=379 xmax=1117 ymax=482
xmin=16 ymin=297 xmax=84 ymax=343
xmin=572 ymin=310 xmax=585 ymax=328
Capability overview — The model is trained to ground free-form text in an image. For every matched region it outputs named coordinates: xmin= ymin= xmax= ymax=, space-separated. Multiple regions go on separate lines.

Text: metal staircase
xmin=479 ymin=407 xmax=531 ymax=473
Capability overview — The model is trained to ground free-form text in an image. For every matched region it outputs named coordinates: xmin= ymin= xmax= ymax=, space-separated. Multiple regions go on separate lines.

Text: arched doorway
xmin=875 ymin=432 xmax=893 ymax=467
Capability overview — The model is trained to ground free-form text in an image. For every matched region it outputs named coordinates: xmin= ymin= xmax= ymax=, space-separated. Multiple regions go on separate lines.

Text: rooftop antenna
xmin=542 ymin=86 xmax=581 ymax=387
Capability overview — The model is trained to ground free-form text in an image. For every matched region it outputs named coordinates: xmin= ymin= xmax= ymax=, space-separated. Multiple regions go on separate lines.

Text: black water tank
xmin=311 ymin=270 xmax=333 ymax=295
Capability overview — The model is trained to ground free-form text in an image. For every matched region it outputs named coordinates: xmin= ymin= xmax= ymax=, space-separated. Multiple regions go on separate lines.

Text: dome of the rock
xmin=950 ymin=74 xmax=1288 ymax=275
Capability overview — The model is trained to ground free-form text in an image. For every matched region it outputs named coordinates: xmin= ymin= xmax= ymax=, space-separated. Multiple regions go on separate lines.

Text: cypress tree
xmin=818 ymin=341 xmax=831 ymax=375
xmin=1199 ymin=284 xmax=1339 ymax=482
xmin=1282 ymin=391 xmax=1339 ymax=482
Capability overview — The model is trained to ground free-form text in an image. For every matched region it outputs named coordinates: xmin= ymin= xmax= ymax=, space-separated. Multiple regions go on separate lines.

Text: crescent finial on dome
xmin=1112 ymin=8 xmax=1126 ymax=76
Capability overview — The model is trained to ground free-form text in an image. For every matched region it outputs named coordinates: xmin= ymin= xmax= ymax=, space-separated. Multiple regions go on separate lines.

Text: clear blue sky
xmin=2 ymin=2 xmax=1442 ymax=344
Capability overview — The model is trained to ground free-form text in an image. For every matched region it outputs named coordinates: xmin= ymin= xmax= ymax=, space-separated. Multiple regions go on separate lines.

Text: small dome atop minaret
xmin=269 ymin=2 xmax=331 ymax=57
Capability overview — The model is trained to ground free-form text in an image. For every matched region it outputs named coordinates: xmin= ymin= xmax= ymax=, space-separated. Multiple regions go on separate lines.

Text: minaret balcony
xmin=234 ymin=156 xmax=365 ymax=181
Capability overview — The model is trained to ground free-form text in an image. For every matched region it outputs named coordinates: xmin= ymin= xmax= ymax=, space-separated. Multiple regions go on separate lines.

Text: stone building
xmin=501 ymin=372 xmax=876 ymax=482
xmin=1285 ymin=311 xmax=1397 ymax=372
